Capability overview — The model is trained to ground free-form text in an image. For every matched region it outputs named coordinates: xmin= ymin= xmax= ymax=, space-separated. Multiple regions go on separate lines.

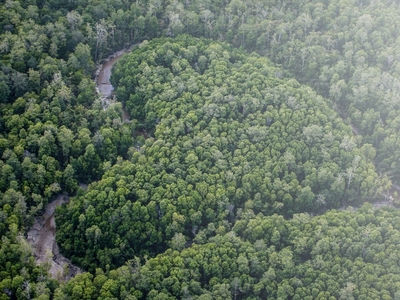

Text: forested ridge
xmin=0 ymin=0 xmax=399 ymax=299
xmin=56 ymin=36 xmax=384 ymax=272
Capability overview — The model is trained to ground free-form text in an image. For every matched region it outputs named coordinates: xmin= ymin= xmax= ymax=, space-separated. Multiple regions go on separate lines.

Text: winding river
xmin=27 ymin=48 xmax=132 ymax=279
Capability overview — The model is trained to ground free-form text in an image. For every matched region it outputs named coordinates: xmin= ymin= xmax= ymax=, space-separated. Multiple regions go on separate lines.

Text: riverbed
xmin=96 ymin=50 xmax=126 ymax=98
xmin=27 ymin=194 xmax=81 ymax=279
xmin=26 ymin=47 xmax=134 ymax=279
xmin=95 ymin=46 xmax=135 ymax=113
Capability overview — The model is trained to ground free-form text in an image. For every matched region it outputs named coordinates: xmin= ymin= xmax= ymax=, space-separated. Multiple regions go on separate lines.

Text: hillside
xmin=0 ymin=1 xmax=399 ymax=299
xmin=56 ymin=36 xmax=383 ymax=272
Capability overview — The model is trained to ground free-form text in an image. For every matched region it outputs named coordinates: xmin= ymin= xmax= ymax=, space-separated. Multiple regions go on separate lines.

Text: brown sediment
xmin=95 ymin=45 xmax=136 ymax=111
xmin=94 ymin=45 xmax=142 ymax=127
xmin=27 ymin=194 xmax=81 ymax=280
xmin=95 ymin=53 xmax=125 ymax=98
xmin=27 ymin=46 xmax=140 ymax=281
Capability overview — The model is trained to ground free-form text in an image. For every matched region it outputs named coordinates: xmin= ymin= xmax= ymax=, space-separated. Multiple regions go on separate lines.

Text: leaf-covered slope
xmin=56 ymin=36 xmax=384 ymax=271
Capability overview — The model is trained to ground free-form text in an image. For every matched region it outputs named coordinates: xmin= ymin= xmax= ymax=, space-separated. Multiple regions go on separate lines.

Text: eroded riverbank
xmin=27 ymin=194 xmax=81 ymax=279
xmin=26 ymin=48 xmax=135 ymax=279
xmin=95 ymin=45 xmax=135 ymax=112
xmin=96 ymin=50 xmax=125 ymax=98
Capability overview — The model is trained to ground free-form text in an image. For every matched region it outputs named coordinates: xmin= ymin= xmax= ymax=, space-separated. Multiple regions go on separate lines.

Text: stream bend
xmin=27 ymin=47 xmax=133 ymax=279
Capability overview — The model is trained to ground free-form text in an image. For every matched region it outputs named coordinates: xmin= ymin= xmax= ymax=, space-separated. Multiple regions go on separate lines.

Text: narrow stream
xmin=27 ymin=195 xmax=81 ymax=279
xmin=95 ymin=46 xmax=135 ymax=113
xmin=27 ymin=48 xmax=134 ymax=279
xmin=96 ymin=51 xmax=125 ymax=98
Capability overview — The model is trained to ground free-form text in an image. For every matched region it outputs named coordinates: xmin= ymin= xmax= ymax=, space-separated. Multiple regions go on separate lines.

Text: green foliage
xmin=56 ymin=207 xmax=400 ymax=299
xmin=0 ymin=223 xmax=54 ymax=300
xmin=0 ymin=2 xmax=140 ymax=298
xmin=2 ymin=0 xmax=400 ymax=299
xmin=57 ymin=36 xmax=383 ymax=271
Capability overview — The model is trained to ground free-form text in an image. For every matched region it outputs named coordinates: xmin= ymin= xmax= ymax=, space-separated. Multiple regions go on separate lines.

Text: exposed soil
xmin=26 ymin=48 xmax=136 ymax=280
xmin=27 ymin=194 xmax=81 ymax=280
xmin=26 ymin=48 xmax=137 ymax=280
xmin=134 ymin=128 xmax=150 ymax=139
xmin=96 ymin=52 xmax=124 ymax=98
xmin=95 ymin=45 xmax=135 ymax=111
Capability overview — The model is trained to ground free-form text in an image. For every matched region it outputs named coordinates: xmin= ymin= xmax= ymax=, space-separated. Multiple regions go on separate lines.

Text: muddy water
xmin=27 ymin=195 xmax=81 ymax=279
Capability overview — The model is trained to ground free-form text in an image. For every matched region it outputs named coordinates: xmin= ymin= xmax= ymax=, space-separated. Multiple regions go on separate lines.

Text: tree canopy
xmin=56 ymin=36 xmax=384 ymax=272
xmin=56 ymin=205 xmax=400 ymax=299
xmin=1 ymin=0 xmax=400 ymax=299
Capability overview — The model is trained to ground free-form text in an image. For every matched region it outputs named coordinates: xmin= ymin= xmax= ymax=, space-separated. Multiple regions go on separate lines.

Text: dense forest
xmin=0 ymin=0 xmax=399 ymax=299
